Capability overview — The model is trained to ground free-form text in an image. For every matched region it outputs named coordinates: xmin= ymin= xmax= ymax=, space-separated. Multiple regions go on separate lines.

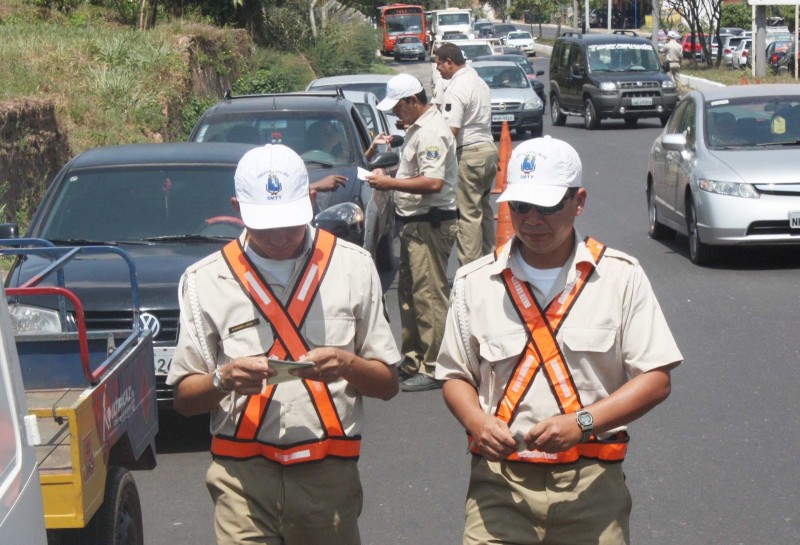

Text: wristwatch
xmin=212 ymin=366 xmax=230 ymax=393
xmin=575 ymin=410 xmax=594 ymax=443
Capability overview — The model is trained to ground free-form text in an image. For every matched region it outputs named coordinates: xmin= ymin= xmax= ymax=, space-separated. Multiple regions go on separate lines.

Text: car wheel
xmin=686 ymin=197 xmax=716 ymax=265
xmin=624 ymin=118 xmax=638 ymax=127
xmin=530 ymin=125 xmax=544 ymax=138
xmin=648 ymin=184 xmax=676 ymax=240
xmin=584 ymin=99 xmax=600 ymax=130
xmin=660 ymin=115 xmax=670 ymax=127
xmin=550 ymin=94 xmax=566 ymax=126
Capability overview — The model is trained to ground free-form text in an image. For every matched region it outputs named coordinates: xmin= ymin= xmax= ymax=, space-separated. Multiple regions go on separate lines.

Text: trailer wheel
xmin=86 ymin=466 xmax=143 ymax=545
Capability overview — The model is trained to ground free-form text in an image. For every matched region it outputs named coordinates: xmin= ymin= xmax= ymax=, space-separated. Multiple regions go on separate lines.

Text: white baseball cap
xmin=377 ymin=74 xmax=424 ymax=111
xmin=234 ymin=144 xmax=312 ymax=230
xmin=497 ymin=136 xmax=582 ymax=207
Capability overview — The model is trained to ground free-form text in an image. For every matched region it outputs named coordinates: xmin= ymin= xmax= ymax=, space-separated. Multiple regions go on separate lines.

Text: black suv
xmin=549 ymin=31 xmax=678 ymax=129
xmin=188 ymin=90 xmax=400 ymax=269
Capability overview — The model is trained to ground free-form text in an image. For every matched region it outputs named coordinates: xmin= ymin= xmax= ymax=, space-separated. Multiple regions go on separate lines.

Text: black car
xmin=549 ymin=31 xmax=679 ymax=129
xmin=474 ymin=53 xmax=546 ymax=106
xmin=188 ymin=89 xmax=399 ymax=269
xmin=1 ymin=142 xmax=258 ymax=408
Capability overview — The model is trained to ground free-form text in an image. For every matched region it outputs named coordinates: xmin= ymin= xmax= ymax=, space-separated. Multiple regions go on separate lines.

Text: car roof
xmin=697 ymin=83 xmax=800 ymax=103
xmin=68 ymin=142 xmax=258 ymax=169
xmin=556 ymin=32 xmax=652 ymax=46
xmin=342 ymin=89 xmax=380 ymax=107
xmin=475 ymin=55 xmax=526 ymax=62
xmin=470 ymin=60 xmax=523 ymax=69
xmin=199 ymin=91 xmax=354 ymax=116
xmin=307 ymin=74 xmax=394 ymax=87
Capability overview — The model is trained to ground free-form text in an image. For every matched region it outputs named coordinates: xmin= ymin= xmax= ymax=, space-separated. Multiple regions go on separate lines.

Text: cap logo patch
xmin=426 ymin=146 xmax=440 ymax=159
xmin=520 ymin=153 xmax=537 ymax=176
xmin=267 ymin=172 xmax=283 ymax=197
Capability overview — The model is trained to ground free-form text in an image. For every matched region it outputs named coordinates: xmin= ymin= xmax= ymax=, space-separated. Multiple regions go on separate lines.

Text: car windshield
xmin=508 ymin=32 xmax=532 ymax=40
xmin=705 ymin=96 xmax=800 ymax=149
xmin=37 ymin=166 xmax=240 ymax=242
xmin=460 ymin=44 xmax=493 ymax=59
xmin=476 ymin=66 xmax=529 ymax=89
xmin=193 ymin=113 xmax=356 ymax=166
xmin=398 ymin=36 xmax=421 ymax=44
xmin=587 ymin=43 xmax=660 ymax=72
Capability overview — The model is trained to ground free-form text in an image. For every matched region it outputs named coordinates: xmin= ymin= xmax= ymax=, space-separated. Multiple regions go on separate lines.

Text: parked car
xmin=719 ymin=27 xmax=745 ymax=36
xmin=2 ymin=142 xmax=258 ymax=406
xmin=471 ymin=60 xmax=544 ymax=137
xmin=710 ymin=33 xmax=733 ymax=61
xmin=731 ymin=38 xmax=751 ymax=69
xmin=188 ymin=91 xmax=399 ymax=273
xmin=680 ymin=33 xmax=707 ymax=60
xmin=720 ymin=35 xmax=744 ymax=66
xmin=767 ymin=40 xmax=792 ymax=72
xmin=549 ymin=31 xmax=678 ymax=129
xmin=776 ymin=41 xmax=800 ymax=75
xmin=394 ymin=35 xmax=426 ymax=61
xmin=474 ymin=53 xmax=546 ymax=105
xmin=305 ymin=74 xmax=404 ymax=136
xmin=504 ymin=31 xmax=536 ymax=56
xmin=646 ymin=84 xmax=800 ymax=265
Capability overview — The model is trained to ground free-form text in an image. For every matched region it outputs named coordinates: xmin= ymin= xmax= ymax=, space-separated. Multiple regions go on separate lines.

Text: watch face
xmin=578 ymin=412 xmax=593 ymax=426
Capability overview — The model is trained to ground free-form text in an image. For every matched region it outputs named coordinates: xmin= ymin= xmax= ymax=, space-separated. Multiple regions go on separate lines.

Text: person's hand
xmin=290 ymin=347 xmax=355 ymax=384
xmin=366 ymin=170 xmax=393 ymax=191
xmin=524 ymin=413 xmax=582 ymax=453
xmin=372 ymin=133 xmax=392 ymax=147
xmin=469 ymin=415 xmax=518 ymax=461
xmin=310 ymin=174 xmax=346 ymax=192
xmin=219 ymin=355 xmax=275 ymax=395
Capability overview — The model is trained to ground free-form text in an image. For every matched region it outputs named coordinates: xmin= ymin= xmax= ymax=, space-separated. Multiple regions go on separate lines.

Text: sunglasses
xmin=508 ymin=189 xmax=578 ymax=216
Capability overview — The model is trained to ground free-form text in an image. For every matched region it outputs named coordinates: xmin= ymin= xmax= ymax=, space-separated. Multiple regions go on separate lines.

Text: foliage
xmin=307 ymin=21 xmax=381 ymax=77
xmin=720 ymin=3 xmax=750 ymax=30
xmin=30 ymin=0 xmax=81 ymax=14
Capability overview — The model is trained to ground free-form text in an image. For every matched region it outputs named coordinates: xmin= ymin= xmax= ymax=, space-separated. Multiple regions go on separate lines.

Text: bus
xmin=378 ymin=4 xmax=426 ymax=55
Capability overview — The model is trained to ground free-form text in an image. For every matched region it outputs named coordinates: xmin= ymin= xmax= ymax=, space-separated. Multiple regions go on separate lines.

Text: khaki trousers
xmin=456 ymin=142 xmax=499 ymax=266
xmin=206 ymin=457 xmax=362 ymax=545
xmin=397 ymin=218 xmax=457 ymax=377
xmin=464 ymin=457 xmax=631 ymax=545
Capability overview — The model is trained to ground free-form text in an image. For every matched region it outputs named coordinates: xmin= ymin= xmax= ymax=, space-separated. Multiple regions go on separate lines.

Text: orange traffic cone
xmin=741 ymin=75 xmax=748 ymax=85
xmin=493 ymin=121 xmax=514 ymax=247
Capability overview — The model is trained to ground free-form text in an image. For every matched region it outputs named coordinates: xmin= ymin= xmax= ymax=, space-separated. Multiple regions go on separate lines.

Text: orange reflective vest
xmin=210 ymin=230 xmax=361 ymax=465
xmin=468 ymin=237 xmax=628 ymax=464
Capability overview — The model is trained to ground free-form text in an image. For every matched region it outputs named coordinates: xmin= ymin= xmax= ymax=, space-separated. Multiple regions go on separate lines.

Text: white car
xmin=731 ymin=38 xmax=751 ymax=69
xmin=504 ymin=31 xmax=536 ymax=56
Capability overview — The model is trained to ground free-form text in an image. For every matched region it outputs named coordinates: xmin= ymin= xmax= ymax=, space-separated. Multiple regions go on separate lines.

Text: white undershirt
xmin=512 ymin=247 xmax=563 ymax=297
xmin=244 ymin=245 xmax=299 ymax=287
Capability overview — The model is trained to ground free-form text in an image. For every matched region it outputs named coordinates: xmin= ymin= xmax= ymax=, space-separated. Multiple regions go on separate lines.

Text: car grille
xmin=619 ymin=81 xmax=660 ymax=89
xmin=83 ymin=310 xmax=179 ymax=343
xmin=746 ymin=221 xmax=800 ymax=236
xmin=492 ymin=102 xmax=522 ymax=111
xmin=156 ymin=375 xmax=174 ymax=403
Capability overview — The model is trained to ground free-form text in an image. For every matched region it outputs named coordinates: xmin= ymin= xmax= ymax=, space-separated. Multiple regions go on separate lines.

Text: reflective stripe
xmin=214 ymin=231 xmax=355 ymax=464
xmin=491 ymin=237 xmax=627 ymax=463
xmin=211 ymin=435 xmax=362 ymax=466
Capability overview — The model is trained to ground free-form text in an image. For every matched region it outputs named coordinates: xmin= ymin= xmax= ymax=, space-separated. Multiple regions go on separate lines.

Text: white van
xmin=0 ymin=284 xmax=48 ymax=545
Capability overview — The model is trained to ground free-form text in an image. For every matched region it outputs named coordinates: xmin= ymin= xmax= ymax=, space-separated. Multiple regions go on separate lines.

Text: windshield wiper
xmin=48 ymin=238 xmax=119 ymax=246
xmin=756 ymin=139 xmax=800 ymax=147
xmin=143 ymin=234 xmax=233 ymax=242
xmin=303 ymin=159 xmax=334 ymax=167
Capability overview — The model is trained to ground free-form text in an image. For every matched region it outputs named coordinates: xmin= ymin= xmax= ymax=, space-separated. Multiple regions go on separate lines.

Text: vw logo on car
xmin=139 ymin=313 xmax=161 ymax=337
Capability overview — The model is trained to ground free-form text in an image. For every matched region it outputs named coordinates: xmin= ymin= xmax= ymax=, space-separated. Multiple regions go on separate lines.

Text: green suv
xmin=549 ymin=31 xmax=678 ymax=129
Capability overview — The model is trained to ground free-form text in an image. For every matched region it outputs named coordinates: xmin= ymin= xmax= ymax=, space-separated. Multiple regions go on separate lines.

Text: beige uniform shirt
xmin=435 ymin=232 xmax=682 ymax=439
xmin=664 ymin=39 xmax=683 ymax=64
xmin=440 ymin=65 xmax=494 ymax=148
xmin=167 ymin=228 xmax=401 ymax=444
xmin=394 ymin=105 xmax=458 ymax=217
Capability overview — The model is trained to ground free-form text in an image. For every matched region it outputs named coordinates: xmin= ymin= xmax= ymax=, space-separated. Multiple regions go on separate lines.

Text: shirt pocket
xmin=478 ymin=329 xmax=528 ymax=366
xmin=561 ymin=327 xmax=618 ymax=391
xmin=303 ymin=317 xmax=357 ymax=352
xmin=220 ymin=324 xmax=272 ymax=361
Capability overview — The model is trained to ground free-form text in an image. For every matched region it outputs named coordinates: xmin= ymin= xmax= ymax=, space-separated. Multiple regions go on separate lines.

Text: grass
xmin=683 ymin=62 xmax=796 ymax=86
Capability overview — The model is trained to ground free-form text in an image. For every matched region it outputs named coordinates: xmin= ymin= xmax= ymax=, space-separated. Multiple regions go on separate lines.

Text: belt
xmin=396 ymin=208 xmax=458 ymax=225
xmin=457 ymin=141 xmax=496 ymax=152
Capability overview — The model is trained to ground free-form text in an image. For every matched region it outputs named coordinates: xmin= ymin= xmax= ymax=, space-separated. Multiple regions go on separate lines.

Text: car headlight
xmin=316 ymin=202 xmax=365 ymax=225
xmin=9 ymin=304 xmax=65 ymax=335
xmin=523 ymin=95 xmax=543 ymax=110
xmin=662 ymin=79 xmax=676 ymax=89
xmin=698 ymin=179 xmax=759 ymax=199
xmin=599 ymin=81 xmax=617 ymax=92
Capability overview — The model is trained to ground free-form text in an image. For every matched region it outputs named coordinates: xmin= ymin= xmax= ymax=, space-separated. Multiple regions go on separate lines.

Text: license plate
xmin=631 ymin=97 xmax=653 ymax=106
xmin=790 ymin=211 xmax=800 ymax=230
xmin=492 ymin=114 xmax=515 ymax=122
xmin=154 ymin=346 xmax=174 ymax=375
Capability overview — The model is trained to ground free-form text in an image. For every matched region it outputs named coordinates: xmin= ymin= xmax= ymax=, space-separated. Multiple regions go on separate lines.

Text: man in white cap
xmin=167 ymin=144 xmax=400 ymax=545
xmin=664 ymin=31 xmax=684 ymax=94
xmin=436 ymin=136 xmax=682 ymax=544
xmin=367 ymin=73 xmax=458 ymax=392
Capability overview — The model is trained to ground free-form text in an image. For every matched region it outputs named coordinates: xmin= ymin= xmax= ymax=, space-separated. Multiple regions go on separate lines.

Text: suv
xmin=549 ymin=31 xmax=678 ymax=129
xmin=188 ymin=90 xmax=399 ymax=270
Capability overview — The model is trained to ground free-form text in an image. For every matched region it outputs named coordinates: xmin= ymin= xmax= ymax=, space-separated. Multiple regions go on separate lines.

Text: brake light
xmin=743 ymin=50 xmax=747 ymax=57
xmin=724 ymin=48 xmax=731 ymax=54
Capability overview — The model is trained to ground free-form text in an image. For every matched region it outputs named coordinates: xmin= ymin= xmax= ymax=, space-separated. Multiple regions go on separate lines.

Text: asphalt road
xmin=135 ymin=55 xmax=800 ymax=545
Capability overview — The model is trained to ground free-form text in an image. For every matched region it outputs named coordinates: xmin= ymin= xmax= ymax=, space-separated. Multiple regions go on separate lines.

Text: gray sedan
xmin=646 ymin=84 xmax=800 ymax=265
xmin=472 ymin=60 xmax=545 ymax=138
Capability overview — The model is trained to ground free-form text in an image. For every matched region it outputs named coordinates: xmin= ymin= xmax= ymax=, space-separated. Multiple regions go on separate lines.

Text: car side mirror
xmin=0 ymin=223 xmax=19 ymax=238
xmin=571 ymin=62 xmax=585 ymax=77
xmin=661 ymin=133 xmax=687 ymax=151
xmin=389 ymin=135 xmax=404 ymax=148
xmin=368 ymin=151 xmax=400 ymax=171
xmin=535 ymin=69 xmax=545 ymax=76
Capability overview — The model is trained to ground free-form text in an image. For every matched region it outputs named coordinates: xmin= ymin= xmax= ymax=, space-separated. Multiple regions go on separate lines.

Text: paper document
xmin=265 ymin=359 xmax=315 ymax=386
xmin=357 ymin=167 xmax=372 ymax=181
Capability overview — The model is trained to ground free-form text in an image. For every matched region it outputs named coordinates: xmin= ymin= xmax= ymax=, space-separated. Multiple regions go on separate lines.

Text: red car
xmin=681 ymin=33 xmax=707 ymax=60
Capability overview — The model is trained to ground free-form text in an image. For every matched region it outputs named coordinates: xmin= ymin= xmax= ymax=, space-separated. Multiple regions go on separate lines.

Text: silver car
xmin=646 ymin=84 xmax=800 ymax=265
xmin=471 ymin=60 xmax=545 ymax=138
xmin=394 ymin=35 xmax=426 ymax=62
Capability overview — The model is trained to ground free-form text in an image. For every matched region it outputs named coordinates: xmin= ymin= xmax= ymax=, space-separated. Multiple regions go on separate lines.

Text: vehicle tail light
xmin=724 ymin=48 xmax=731 ymax=54
xmin=742 ymin=50 xmax=747 ymax=57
